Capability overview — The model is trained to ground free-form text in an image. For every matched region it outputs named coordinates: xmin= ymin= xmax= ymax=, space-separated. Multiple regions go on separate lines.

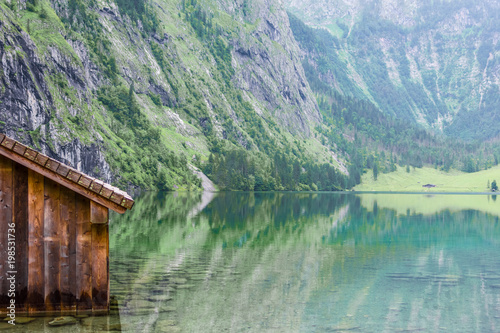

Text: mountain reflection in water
xmin=107 ymin=192 xmax=500 ymax=332
xmin=12 ymin=192 xmax=500 ymax=332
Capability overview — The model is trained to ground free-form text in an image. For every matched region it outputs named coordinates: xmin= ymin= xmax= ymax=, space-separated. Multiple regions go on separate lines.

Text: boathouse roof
xmin=0 ymin=133 xmax=133 ymax=213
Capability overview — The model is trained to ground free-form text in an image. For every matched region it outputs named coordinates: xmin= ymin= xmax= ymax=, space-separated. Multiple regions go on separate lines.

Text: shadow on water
xmin=7 ymin=192 xmax=500 ymax=332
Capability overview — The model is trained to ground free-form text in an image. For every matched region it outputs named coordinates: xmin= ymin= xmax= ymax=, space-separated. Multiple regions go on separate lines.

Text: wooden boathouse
xmin=0 ymin=133 xmax=134 ymax=314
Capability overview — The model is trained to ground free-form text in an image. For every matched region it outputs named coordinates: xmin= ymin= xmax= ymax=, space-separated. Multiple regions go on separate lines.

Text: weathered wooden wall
xmin=0 ymin=155 xmax=109 ymax=314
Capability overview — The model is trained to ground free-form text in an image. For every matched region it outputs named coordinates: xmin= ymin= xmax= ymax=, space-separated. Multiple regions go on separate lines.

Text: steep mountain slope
xmin=287 ymin=0 xmax=500 ymax=141
xmin=288 ymin=9 xmax=500 ymax=177
xmin=0 ymin=0 xmax=340 ymax=190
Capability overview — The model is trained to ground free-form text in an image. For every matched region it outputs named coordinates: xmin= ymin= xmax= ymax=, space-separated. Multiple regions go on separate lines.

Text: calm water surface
xmin=8 ymin=192 xmax=500 ymax=332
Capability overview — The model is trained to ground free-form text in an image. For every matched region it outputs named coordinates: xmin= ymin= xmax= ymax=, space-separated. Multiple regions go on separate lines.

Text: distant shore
xmin=354 ymin=165 xmax=500 ymax=193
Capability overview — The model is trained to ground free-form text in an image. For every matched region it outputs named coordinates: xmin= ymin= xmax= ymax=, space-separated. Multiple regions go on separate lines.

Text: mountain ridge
xmin=287 ymin=0 xmax=500 ymax=141
xmin=3 ymin=0 xmax=499 ymax=192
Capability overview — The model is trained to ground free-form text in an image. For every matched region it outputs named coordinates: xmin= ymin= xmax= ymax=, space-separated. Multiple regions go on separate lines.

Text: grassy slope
xmin=355 ymin=165 xmax=500 ymax=193
xmin=358 ymin=192 xmax=500 ymax=218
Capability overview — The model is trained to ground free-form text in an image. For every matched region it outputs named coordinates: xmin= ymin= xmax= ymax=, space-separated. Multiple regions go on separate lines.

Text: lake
xmin=7 ymin=192 xmax=500 ymax=332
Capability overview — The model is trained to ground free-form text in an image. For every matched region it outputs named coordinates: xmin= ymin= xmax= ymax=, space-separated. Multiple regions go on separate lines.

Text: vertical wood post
xmin=76 ymin=195 xmax=92 ymax=312
xmin=0 ymin=156 xmax=13 ymax=309
xmin=60 ymin=187 xmax=76 ymax=312
xmin=44 ymin=178 xmax=61 ymax=312
xmin=13 ymin=164 xmax=28 ymax=312
xmin=91 ymin=202 xmax=109 ymax=312
xmin=28 ymin=170 xmax=45 ymax=313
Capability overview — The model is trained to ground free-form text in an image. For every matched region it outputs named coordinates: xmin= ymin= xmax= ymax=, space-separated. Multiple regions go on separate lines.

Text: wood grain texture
xmin=1 ymin=137 xmax=15 ymax=150
xmin=78 ymin=175 xmax=93 ymax=189
xmin=44 ymin=178 xmax=61 ymax=312
xmin=34 ymin=153 xmax=48 ymax=167
xmin=60 ymin=186 xmax=76 ymax=312
xmin=92 ymin=221 xmax=109 ymax=312
xmin=89 ymin=180 xmax=103 ymax=194
xmin=66 ymin=170 xmax=81 ymax=183
xmin=27 ymin=170 xmax=45 ymax=313
xmin=13 ymin=163 xmax=29 ymax=312
xmin=12 ymin=142 xmax=27 ymax=156
xmin=56 ymin=164 xmax=70 ymax=177
xmin=0 ymin=156 xmax=12 ymax=309
xmin=99 ymin=184 xmax=114 ymax=199
xmin=121 ymin=195 xmax=135 ymax=210
xmin=24 ymin=148 xmax=38 ymax=161
xmin=109 ymin=191 xmax=124 ymax=205
xmin=45 ymin=158 xmax=60 ymax=173
xmin=90 ymin=202 xmax=108 ymax=225
xmin=76 ymin=195 xmax=92 ymax=312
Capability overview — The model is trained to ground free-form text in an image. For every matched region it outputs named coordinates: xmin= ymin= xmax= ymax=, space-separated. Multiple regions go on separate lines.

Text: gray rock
xmin=48 ymin=316 xmax=77 ymax=326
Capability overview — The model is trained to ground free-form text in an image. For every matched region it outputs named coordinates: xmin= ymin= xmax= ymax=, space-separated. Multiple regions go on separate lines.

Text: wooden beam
xmin=76 ymin=195 xmax=92 ymax=312
xmin=0 ymin=146 xmax=127 ymax=213
xmin=24 ymin=147 xmax=38 ymax=161
xmin=60 ymin=187 xmax=76 ymax=312
xmin=44 ymin=178 xmax=61 ymax=312
xmin=27 ymin=170 xmax=45 ymax=313
xmin=1 ymin=136 xmax=15 ymax=150
xmin=13 ymin=163 xmax=29 ymax=312
xmin=0 ymin=156 xmax=13 ymax=310
xmin=90 ymin=202 xmax=109 ymax=224
xmin=92 ymin=223 xmax=109 ymax=312
xmin=13 ymin=142 xmax=27 ymax=156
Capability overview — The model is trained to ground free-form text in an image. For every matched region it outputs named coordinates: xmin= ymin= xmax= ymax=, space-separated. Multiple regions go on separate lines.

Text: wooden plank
xmin=67 ymin=169 xmax=81 ymax=183
xmin=12 ymin=142 xmax=27 ymax=156
xmin=0 ymin=146 xmax=127 ymax=213
xmin=90 ymin=202 xmax=109 ymax=225
xmin=45 ymin=158 xmax=60 ymax=173
xmin=27 ymin=170 xmax=45 ymax=313
xmin=13 ymin=163 xmax=29 ymax=312
xmin=121 ymin=195 xmax=135 ymax=210
xmin=0 ymin=133 xmax=5 ymax=143
xmin=24 ymin=148 xmax=38 ymax=161
xmin=91 ymin=222 xmax=109 ymax=312
xmin=90 ymin=202 xmax=108 ymax=224
xmin=44 ymin=178 xmax=61 ymax=312
xmin=76 ymin=195 xmax=92 ymax=312
xmin=0 ymin=156 xmax=13 ymax=310
xmin=99 ymin=184 xmax=114 ymax=200
xmin=89 ymin=180 xmax=103 ymax=194
xmin=109 ymin=191 xmax=124 ymax=206
xmin=78 ymin=175 xmax=93 ymax=189
xmin=60 ymin=186 xmax=76 ymax=312
xmin=34 ymin=153 xmax=49 ymax=167
xmin=1 ymin=136 xmax=15 ymax=150
xmin=56 ymin=164 xmax=70 ymax=177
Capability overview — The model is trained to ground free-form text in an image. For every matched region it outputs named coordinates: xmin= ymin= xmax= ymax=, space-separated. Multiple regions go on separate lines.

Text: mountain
xmin=287 ymin=0 xmax=500 ymax=141
xmin=3 ymin=0 xmax=498 ymax=192
xmin=1 ymin=0 xmax=350 ymax=191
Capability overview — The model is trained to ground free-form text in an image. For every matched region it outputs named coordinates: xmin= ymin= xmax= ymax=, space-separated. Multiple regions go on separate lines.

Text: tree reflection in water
xmin=107 ymin=192 xmax=500 ymax=332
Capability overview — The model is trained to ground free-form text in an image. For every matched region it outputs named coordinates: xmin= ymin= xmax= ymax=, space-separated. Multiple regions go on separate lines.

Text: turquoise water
xmin=108 ymin=192 xmax=500 ymax=332
xmin=4 ymin=192 xmax=500 ymax=332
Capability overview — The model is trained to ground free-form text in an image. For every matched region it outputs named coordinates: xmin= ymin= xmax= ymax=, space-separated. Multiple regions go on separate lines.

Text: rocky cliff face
xmin=221 ymin=0 xmax=320 ymax=136
xmin=287 ymin=0 xmax=500 ymax=141
xmin=0 ymin=4 xmax=112 ymax=181
xmin=0 ymin=0 xmax=323 ymax=189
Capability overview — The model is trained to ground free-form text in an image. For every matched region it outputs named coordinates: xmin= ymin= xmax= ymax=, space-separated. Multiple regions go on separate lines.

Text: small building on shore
xmin=0 ymin=133 xmax=133 ymax=315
